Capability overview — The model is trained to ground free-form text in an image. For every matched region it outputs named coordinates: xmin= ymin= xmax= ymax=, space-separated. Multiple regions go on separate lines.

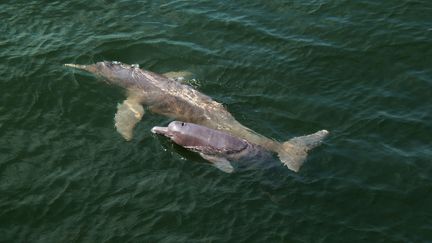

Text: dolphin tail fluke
xmin=277 ymin=130 xmax=329 ymax=172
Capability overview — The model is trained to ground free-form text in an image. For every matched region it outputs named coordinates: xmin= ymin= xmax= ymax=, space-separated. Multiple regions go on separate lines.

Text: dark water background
xmin=1 ymin=0 xmax=432 ymax=242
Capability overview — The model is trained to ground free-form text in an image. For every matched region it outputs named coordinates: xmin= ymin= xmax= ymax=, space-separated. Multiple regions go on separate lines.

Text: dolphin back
xmin=179 ymin=122 xmax=250 ymax=154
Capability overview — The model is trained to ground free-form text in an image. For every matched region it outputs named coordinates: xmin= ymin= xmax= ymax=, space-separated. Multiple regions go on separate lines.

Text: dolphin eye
xmin=181 ymin=122 xmax=185 ymax=126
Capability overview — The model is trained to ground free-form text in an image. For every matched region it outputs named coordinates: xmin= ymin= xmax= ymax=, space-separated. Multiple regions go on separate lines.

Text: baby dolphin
xmin=152 ymin=121 xmax=328 ymax=173
xmin=151 ymin=121 xmax=272 ymax=173
xmin=65 ymin=61 xmax=329 ymax=172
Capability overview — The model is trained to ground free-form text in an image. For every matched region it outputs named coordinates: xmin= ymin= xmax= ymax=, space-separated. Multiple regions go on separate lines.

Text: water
xmin=1 ymin=0 xmax=432 ymax=242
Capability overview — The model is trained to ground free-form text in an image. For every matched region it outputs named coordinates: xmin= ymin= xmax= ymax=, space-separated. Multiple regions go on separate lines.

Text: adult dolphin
xmin=65 ymin=61 xmax=329 ymax=172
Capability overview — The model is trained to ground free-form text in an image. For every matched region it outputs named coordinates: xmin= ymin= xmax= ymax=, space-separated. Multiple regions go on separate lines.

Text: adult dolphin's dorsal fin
xmin=114 ymin=97 xmax=144 ymax=141
xmin=199 ymin=153 xmax=234 ymax=173
xmin=162 ymin=71 xmax=193 ymax=83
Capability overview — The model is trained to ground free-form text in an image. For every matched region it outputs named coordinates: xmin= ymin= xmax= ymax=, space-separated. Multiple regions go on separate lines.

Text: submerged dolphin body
xmin=152 ymin=121 xmax=273 ymax=173
xmin=65 ymin=61 xmax=329 ymax=172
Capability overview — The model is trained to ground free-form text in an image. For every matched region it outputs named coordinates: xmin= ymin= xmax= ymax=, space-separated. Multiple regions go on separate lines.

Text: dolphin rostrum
xmin=65 ymin=61 xmax=329 ymax=172
xmin=151 ymin=121 xmax=274 ymax=173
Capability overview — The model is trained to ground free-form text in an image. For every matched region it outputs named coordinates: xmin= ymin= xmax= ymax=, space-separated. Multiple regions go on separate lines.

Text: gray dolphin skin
xmin=65 ymin=61 xmax=329 ymax=172
xmin=152 ymin=121 xmax=272 ymax=173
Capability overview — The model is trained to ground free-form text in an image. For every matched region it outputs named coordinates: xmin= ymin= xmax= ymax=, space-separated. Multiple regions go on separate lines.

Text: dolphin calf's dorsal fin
xmin=199 ymin=153 xmax=234 ymax=173
xmin=114 ymin=96 xmax=144 ymax=141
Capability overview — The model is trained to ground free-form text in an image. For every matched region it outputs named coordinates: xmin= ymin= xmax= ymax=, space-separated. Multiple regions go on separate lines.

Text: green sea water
xmin=1 ymin=0 xmax=432 ymax=242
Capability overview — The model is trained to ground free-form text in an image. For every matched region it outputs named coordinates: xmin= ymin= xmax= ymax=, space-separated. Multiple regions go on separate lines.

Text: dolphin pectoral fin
xmin=199 ymin=153 xmax=234 ymax=173
xmin=114 ymin=99 xmax=144 ymax=141
xmin=162 ymin=71 xmax=194 ymax=83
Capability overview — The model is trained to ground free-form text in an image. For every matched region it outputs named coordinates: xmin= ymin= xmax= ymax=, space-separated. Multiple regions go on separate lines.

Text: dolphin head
xmin=151 ymin=121 xmax=214 ymax=149
xmin=151 ymin=121 xmax=191 ymax=145
xmin=65 ymin=61 xmax=138 ymax=88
